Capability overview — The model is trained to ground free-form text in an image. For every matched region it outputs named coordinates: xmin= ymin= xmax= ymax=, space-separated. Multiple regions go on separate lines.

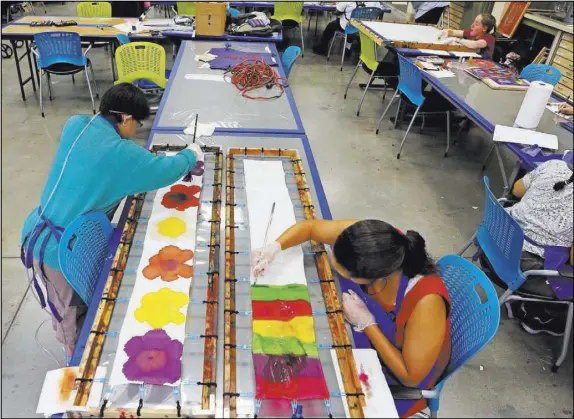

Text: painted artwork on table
xmin=244 ymin=160 xmax=329 ymax=401
xmin=107 ymin=153 xmax=204 ymax=387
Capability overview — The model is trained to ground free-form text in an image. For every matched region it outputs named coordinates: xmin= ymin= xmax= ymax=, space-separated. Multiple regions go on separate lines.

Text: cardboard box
xmin=195 ymin=2 xmax=226 ymax=36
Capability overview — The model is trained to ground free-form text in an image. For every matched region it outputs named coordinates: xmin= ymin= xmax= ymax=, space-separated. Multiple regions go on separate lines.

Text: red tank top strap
xmin=395 ymin=274 xmax=452 ymax=347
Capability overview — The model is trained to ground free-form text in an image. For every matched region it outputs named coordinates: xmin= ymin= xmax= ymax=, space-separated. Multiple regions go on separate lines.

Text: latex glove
xmin=342 ymin=290 xmax=376 ymax=332
xmin=251 ymin=241 xmax=281 ymax=277
xmin=186 ymin=143 xmax=204 ymax=162
xmin=558 ymin=103 xmax=573 ymax=116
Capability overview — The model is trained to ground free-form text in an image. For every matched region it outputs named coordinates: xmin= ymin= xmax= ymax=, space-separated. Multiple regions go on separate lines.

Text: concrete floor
xmin=1 ymin=2 xmax=572 ymax=418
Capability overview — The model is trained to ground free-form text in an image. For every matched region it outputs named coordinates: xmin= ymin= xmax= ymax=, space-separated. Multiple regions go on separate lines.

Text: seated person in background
xmin=313 ymin=1 xmax=384 ymax=56
xmin=438 ymin=13 xmax=496 ymax=60
xmin=409 ymin=2 xmax=450 ymax=25
xmin=508 ymin=158 xmax=573 ymax=335
xmin=558 ymin=103 xmax=573 ymax=115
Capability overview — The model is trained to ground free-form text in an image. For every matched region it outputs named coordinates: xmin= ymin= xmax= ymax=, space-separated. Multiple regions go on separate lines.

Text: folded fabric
xmin=206 ymin=47 xmax=277 ymax=70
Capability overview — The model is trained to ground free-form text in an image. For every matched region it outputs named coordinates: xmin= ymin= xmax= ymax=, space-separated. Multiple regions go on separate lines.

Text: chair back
xmin=358 ymin=31 xmax=378 ymax=72
xmin=520 ymin=64 xmax=562 ymax=86
xmin=115 ymin=42 xmax=168 ymax=88
xmin=477 ymin=176 xmax=526 ymax=291
xmin=228 ymin=7 xmax=241 ymax=17
xmin=282 ymin=46 xmax=301 ymax=78
xmin=77 ymin=1 xmax=112 ymax=17
xmin=346 ymin=7 xmax=383 ymax=35
xmin=58 ymin=212 xmax=113 ymax=305
xmin=33 ymin=32 xmax=85 ymax=68
xmin=116 ymin=34 xmax=130 ymax=45
xmin=272 ymin=1 xmax=304 ymax=23
xmin=176 ymin=1 xmax=195 ymax=16
xmin=437 ymin=255 xmax=500 ymax=382
xmin=397 ymin=55 xmax=425 ymax=107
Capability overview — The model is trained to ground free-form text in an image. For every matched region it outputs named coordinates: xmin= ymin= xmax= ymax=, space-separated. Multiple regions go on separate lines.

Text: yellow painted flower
xmin=134 ymin=288 xmax=189 ymax=328
xmin=156 ymin=216 xmax=187 ymax=239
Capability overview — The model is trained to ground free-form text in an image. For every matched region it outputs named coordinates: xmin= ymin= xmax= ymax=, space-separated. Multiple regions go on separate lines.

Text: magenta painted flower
xmin=183 ymin=161 xmax=205 ymax=182
xmin=122 ymin=329 xmax=183 ymax=385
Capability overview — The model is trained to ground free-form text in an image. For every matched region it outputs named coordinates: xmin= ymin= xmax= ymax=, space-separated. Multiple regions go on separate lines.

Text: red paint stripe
xmin=252 ymin=299 xmax=313 ymax=321
xmin=255 ymin=376 xmax=330 ymax=400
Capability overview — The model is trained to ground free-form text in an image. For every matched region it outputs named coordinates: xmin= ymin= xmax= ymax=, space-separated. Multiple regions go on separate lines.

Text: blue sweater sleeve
xmin=118 ymin=142 xmax=197 ymax=195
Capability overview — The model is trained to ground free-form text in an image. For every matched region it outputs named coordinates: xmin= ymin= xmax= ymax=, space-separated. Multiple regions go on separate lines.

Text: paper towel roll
xmin=514 ymin=80 xmax=554 ymax=129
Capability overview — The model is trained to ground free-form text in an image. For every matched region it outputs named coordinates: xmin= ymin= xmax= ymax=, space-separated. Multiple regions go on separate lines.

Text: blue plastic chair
xmin=458 ymin=176 xmax=574 ymax=372
xmin=391 ymin=254 xmax=500 ymax=417
xmin=520 ymin=64 xmax=562 ymax=86
xmin=327 ymin=6 xmax=384 ymax=71
xmin=58 ymin=212 xmax=113 ymax=305
xmin=376 ymin=55 xmax=453 ymax=159
xmin=282 ymin=46 xmax=302 ymax=79
xmin=228 ymin=7 xmax=241 ymax=17
xmin=32 ymin=32 xmax=99 ymax=117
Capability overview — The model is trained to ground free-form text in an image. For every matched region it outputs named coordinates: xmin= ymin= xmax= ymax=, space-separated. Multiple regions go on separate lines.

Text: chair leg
xmin=482 ymin=144 xmax=495 ymax=171
xmin=89 ymin=62 xmax=100 ymax=99
xmin=46 ymin=72 xmax=53 ymax=101
xmin=552 ymin=302 xmax=573 ymax=372
xmin=327 ymin=33 xmax=337 ymax=61
xmin=71 ymin=73 xmax=75 ymax=84
xmin=340 ymin=32 xmax=347 ymax=71
xmin=84 ymin=66 xmax=96 ymax=115
xmin=356 ymin=69 xmax=376 ymax=117
xmin=420 ymin=114 xmax=425 ymax=133
xmin=457 ymin=231 xmax=477 ymax=256
xmin=376 ymin=90 xmax=399 ymax=134
xmin=299 ymin=24 xmax=304 ymax=57
xmin=444 ymin=111 xmax=450 ymax=157
xmin=393 ymin=96 xmax=402 ymax=130
xmin=397 ymin=106 xmax=421 ymax=159
xmin=344 ymin=60 xmax=361 ymax=99
xmin=39 ymin=70 xmax=44 ymax=118
xmin=383 ymin=77 xmax=388 ymax=100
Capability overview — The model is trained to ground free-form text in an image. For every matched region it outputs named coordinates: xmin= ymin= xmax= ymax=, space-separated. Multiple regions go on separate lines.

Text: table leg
xmin=11 ymin=40 xmax=26 ymax=101
xmin=494 ymin=143 xmax=510 ymax=195
xmin=506 ymin=160 xmax=522 ymax=195
xmin=110 ymin=41 xmax=117 ymax=81
xmin=315 ymin=13 xmax=319 ymax=36
xmin=25 ymin=40 xmax=37 ymax=92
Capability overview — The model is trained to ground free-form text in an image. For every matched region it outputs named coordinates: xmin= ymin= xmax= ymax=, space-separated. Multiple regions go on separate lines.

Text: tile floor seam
xmin=1 ymin=285 xmax=30 ymax=345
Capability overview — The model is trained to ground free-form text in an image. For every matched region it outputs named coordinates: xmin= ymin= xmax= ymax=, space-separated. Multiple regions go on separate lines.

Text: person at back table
xmin=439 ymin=13 xmax=496 ymax=60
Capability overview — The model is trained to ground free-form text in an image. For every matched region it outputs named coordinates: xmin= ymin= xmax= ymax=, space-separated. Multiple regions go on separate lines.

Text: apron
xmin=340 ymin=274 xmax=450 ymax=417
xmin=20 ymin=208 xmax=65 ymax=322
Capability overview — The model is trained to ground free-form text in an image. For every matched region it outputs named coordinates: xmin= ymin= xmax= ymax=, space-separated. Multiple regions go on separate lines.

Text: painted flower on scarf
xmin=142 ymin=245 xmax=194 ymax=282
xmin=161 ymin=184 xmax=201 ymax=211
xmin=182 ymin=161 xmax=205 ymax=182
xmin=122 ymin=329 xmax=183 ymax=385
xmin=134 ymin=288 xmax=189 ymax=328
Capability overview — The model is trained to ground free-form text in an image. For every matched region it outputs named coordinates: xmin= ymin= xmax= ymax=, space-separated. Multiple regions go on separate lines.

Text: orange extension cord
xmin=224 ymin=59 xmax=289 ymax=100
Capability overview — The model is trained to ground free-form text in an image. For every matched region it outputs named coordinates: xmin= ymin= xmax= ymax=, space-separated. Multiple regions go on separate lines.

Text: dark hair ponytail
xmin=554 ymin=173 xmax=574 ymax=191
xmin=403 ymin=230 xmax=436 ymax=278
xmin=332 ymin=220 xmax=436 ymax=281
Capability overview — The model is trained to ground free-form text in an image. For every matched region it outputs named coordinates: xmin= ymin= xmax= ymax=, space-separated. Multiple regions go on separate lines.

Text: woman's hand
xmin=251 ymin=241 xmax=281 ymax=277
xmin=186 ymin=143 xmax=204 ymax=162
xmin=558 ymin=103 xmax=574 ymax=116
xmin=342 ymin=290 xmax=376 ymax=332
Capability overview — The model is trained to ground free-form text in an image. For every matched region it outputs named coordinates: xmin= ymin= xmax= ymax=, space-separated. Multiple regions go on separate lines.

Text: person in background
xmin=313 ymin=1 xmax=385 ymax=56
xmin=20 ymin=83 xmax=203 ymax=359
xmin=439 ymin=13 xmax=497 ymax=60
xmin=508 ymin=158 xmax=573 ymax=335
xmin=409 ymin=2 xmax=450 ymax=25
xmin=251 ymin=219 xmax=451 ymax=417
xmin=558 ymin=103 xmax=573 ymax=115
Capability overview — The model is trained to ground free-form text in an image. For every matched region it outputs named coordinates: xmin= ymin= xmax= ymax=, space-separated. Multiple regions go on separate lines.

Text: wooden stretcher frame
xmin=352 ymin=19 xmax=474 ymax=52
xmin=224 ymin=147 xmax=366 ymax=418
xmin=70 ymin=145 xmax=223 ymax=417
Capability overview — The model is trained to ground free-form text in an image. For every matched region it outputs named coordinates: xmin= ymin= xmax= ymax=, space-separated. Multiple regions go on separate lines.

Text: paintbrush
xmin=254 ymin=202 xmax=275 ymax=286
xmin=192 ymin=113 xmax=199 ymax=144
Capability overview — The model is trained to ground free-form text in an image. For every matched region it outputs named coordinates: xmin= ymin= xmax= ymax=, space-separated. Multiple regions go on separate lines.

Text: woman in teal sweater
xmin=21 ymin=83 xmax=202 ymax=357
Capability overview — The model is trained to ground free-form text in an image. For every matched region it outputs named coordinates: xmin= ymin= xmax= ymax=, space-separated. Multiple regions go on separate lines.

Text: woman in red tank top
xmin=251 ymin=219 xmax=451 ymax=417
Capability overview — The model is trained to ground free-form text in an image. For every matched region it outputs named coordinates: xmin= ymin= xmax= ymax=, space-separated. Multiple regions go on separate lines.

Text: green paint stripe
xmin=252 ymin=333 xmax=319 ymax=357
xmin=251 ymin=284 xmax=310 ymax=302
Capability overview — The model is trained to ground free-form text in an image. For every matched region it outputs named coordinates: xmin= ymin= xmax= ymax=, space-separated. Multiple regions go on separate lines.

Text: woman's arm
xmin=275 ymin=219 xmax=359 ymax=250
xmin=364 ymin=294 xmax=447 ymax=387
xmin=512 ymin=178 xmax=527 ymax=198
xmin=455 ymin=37 xmax=487 ymax=49
xmin=447 ymin=29 xmax=464 ymax=38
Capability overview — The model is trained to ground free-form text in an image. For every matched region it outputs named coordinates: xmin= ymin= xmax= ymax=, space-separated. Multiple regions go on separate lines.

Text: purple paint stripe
xmin=253 ymin=354 xmax=325 ymax=378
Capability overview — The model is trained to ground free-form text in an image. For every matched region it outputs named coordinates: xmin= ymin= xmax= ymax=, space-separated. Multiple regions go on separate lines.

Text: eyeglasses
xmin=109 ymin=110 xmax=144 ymax=128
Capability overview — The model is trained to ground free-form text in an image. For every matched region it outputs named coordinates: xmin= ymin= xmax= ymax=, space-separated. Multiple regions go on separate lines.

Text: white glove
xmin=342 ymin=290 xmax=376 ymax=332
xmin=437 ymin=29 xmax=449 ymax=40
xmin=186 ymin=143 xmax=204 ymax=162
xmin=251 ymin=241 xmax=281 ymax=277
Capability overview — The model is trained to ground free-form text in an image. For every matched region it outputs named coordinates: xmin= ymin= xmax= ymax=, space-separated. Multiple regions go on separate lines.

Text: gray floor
xmin=1 ymin=3 xmax=573 ymax=418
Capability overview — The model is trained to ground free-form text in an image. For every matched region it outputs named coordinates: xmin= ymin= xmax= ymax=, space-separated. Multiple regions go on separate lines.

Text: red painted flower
xmin=161 ymin=184 xmax=201 ymax=211
xmin=142 ymin=245 xmax=194 ymax=282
